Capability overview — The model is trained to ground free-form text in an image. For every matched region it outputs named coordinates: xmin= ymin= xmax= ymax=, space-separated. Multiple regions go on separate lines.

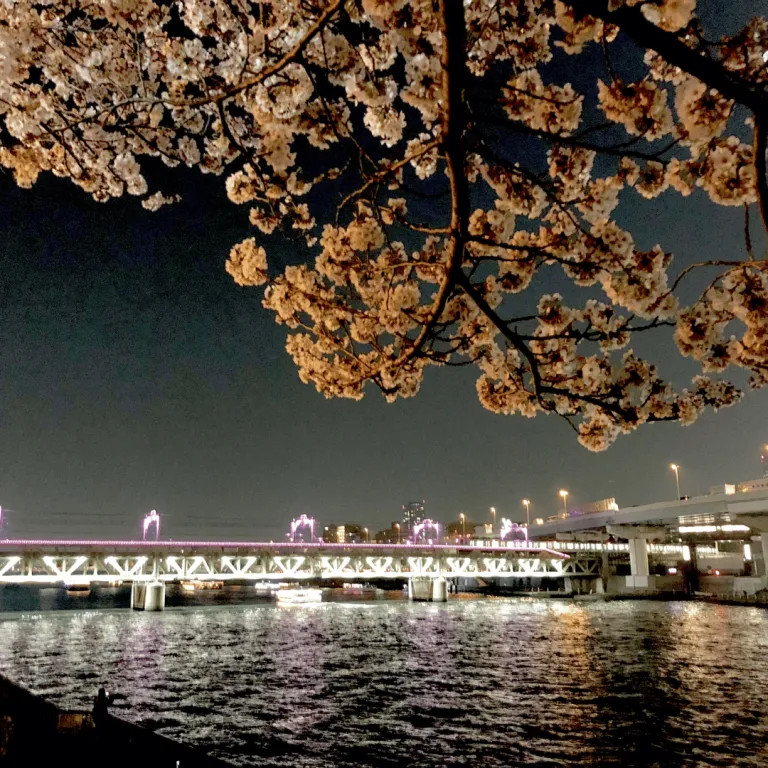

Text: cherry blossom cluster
xmin=1 ymin=0 xmax=767 ymax=449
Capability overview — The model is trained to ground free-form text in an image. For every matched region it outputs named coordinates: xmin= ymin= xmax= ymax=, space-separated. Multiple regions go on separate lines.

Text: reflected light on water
xmin=0 ymin=595 xmax=767 ymax=766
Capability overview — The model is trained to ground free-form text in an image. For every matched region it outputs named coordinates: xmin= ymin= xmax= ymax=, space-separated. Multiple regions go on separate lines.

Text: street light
xmin=670 ymin=463 xmax=681 ymax=499
xmin=459 ymin=512 xmax=466 ymax=541
xmin=490 ymin=506 xmax=496 ymax=529
xmin=394 ymin=522 xmax=401 ymax=544
xmin=558 ymin=490 xmax=568 ymax=516
xmin=364 ymin=527 xmax=369 ymax=543
xmin=522 ymin=499 xmax=531 ymax=529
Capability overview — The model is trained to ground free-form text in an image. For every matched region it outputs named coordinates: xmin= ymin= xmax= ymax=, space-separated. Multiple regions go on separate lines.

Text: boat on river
xmin=275 ymin=587 xmax=323 ymax=604
xmin=180 ymin=580 xmax=224 ymax=592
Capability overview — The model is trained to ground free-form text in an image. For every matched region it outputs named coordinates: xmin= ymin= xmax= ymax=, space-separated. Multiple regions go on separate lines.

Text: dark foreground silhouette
xmin=0 ymin=674 xmax=229 ymax=767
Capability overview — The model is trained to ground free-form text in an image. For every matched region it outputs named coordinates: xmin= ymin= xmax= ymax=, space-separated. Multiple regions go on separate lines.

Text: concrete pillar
xmin=144 ymin=582 xmax=165 ymax=611
xmin=761 ymin=533 xmax=768 ymax=578
xmin=607 ymin=526 xmax=664 ymax=590
xmin=628 ymin=538 xmax=649 ymax=577
xmin=409 ymin=577 xmax=447 ymax=602
xmin=408 ymin=578 xmax=433 ymax=601
xmin=130 ymin=581 xmax=145 ymax=610
xmin=563 ymin=577 xmax=573 ymax=593
xmin=131 ymin=581 xmax=165 ymax=611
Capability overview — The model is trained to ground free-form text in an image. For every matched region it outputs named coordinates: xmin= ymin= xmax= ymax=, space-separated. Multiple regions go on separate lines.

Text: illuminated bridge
xmin=0 ymin=540 xmax=581 ymax=587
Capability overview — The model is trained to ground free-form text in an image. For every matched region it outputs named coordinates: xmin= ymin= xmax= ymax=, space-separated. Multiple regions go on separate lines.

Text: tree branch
xmin=169 ymin=0 xmax=346 ymax=108
xmin=754 ymin=114 xmax=768 ymax=233
xmin=567 ymin=0 xmax=766 ymax=114
xmin=473 ymin=111 xmax=678 ymax=163
xmin=385 ymin=0 xmax=468 ymax=368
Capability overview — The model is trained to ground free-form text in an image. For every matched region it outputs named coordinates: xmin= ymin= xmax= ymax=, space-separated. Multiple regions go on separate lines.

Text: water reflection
xmin=0 ymin=594 xmax=767 ymax=767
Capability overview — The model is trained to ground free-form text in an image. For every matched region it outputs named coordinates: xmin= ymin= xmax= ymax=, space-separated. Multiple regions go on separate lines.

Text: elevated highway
xmin=530 ymin=488 xmax=768 ymax=590
xmin=530 ymin=488 xmax=768 ymax=538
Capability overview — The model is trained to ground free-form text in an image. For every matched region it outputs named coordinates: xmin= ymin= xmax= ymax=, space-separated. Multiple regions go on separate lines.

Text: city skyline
xmin=1 ymin=434 xmax=767 ymax=540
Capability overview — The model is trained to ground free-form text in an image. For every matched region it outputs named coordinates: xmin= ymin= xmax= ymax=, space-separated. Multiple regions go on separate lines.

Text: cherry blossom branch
xmin=168 ymin=0 xmax=347 ymax=108
xmin=455 ymin=270 xmax=662 ymax=422
xmin=454 ymin=268 xmax=544 ymax=398
xmin=473 ymin=112 xmax=678 ymax=163
xmin=567 ymin=0 xmax=766 ymax=114
xmin=336 ymin=138 xmax=441 ymax=219
xmin=669 ymin=259 xmax=768 ymax=295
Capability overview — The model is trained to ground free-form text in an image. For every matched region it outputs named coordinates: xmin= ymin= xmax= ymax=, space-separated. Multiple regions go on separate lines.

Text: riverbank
xmin=0 ymin=673 xmax=230 ymax=767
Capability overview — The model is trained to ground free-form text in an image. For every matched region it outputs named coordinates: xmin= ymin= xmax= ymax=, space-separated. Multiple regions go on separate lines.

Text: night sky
xmin=1 ymin=0 xmax=767 ymax=540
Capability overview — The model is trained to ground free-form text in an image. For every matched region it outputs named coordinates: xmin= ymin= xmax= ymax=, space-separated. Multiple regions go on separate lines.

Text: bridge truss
xmin=0 ymin=541 xmax=599 ymax=584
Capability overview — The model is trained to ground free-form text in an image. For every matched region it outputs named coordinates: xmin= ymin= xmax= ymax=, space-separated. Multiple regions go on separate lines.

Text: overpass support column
xmin=628 ymin=538 xmax=649 ymax=579
xmin=761 ymin=533 xmax=768 ymax=578
xmin=608 ymin=526 xmax=665 ymax=591
xmin=625 ymin=537 xmax=654 ymax=589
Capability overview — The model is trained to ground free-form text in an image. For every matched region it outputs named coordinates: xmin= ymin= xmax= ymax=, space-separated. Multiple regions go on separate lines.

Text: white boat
xmin=275 ymin=587 xmax=323 ymax=604
xmin=253 ymin=581 xmax=279 ymax=593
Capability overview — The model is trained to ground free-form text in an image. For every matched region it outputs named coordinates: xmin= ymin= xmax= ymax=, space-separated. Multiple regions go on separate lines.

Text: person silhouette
xmin=93 ymin=687 xmax=125 ymax=731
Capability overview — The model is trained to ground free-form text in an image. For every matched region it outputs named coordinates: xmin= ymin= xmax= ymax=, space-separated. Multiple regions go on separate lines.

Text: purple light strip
xmin=0 ymin=539 xmax=568 ymax=558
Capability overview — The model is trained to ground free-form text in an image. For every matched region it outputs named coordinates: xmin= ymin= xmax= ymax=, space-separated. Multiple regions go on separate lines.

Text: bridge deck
xmin=0 ymin=539 xmax=587 ymax=584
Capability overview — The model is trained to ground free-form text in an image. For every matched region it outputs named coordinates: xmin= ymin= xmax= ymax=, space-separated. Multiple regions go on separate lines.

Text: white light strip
xmin=679 ymin=524 xmax=751 ymax=533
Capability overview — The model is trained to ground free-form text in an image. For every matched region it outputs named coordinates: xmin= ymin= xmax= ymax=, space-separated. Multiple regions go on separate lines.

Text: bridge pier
xmin=408 ymin=577 xmax=447 ymax=602
xmin=131 ymin=581 xmax=165 ymax=611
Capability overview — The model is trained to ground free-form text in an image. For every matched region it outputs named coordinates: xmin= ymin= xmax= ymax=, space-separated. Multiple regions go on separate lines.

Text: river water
xmin=0 ymin=587 xmax=766 ymax=767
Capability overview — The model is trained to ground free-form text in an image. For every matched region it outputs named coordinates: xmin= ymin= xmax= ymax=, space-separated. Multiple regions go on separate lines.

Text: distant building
xmin=445 ymin=519 xmax=477 ymax=543
xmin=323 ymin=523 xmax=365 ymax=544
xmin=737 ymin=478 xmax=768 ymax=493
xmin=375 ymin=523 xmax=402 ymax=544
xmin=402 ymin=501 xmax=426 ymax=534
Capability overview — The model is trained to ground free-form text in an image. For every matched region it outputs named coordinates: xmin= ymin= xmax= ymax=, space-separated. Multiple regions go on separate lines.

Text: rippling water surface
xmin=0 ymin=590 xmax=767 ymax=767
